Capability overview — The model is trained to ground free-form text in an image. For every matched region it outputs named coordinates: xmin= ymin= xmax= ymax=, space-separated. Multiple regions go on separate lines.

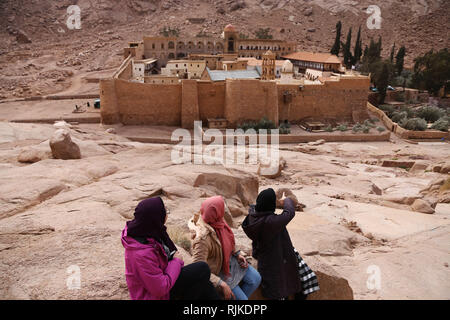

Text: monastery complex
xmin=100 ymin=25 xmax=370 ymax=129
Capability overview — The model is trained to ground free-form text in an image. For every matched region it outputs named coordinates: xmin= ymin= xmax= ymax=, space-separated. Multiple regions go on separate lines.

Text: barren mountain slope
xmin=0 ymin=0 xmax=448 ymax=99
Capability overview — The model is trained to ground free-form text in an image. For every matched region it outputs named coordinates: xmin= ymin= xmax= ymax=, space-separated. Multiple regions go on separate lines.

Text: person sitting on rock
xmin=242 ymin=188 xmax=319 ymax=300
xmin=121 ymin=197 xmax=219 ymax=300
xmin=188 ymin=196 xmax=261 ymax=300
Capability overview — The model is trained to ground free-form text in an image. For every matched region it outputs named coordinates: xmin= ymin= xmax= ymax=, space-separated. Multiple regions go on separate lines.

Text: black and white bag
xmin=294 ymin=248 xmax=320 ymax=295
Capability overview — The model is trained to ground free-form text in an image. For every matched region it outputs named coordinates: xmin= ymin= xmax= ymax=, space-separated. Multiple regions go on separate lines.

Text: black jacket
xmin=242 ymin=198 xmax=301 ymax=299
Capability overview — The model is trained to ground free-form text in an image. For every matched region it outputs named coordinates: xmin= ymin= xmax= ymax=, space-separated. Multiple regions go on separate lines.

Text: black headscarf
xmin=255 ymin=188 xmax=276 ymax=213
xmin=126 ymin=197 xmax=177 ymax=252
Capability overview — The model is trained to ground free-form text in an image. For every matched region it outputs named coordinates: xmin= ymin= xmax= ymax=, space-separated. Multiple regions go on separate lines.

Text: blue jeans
xmin=231 ymin=265 xmax=261 ymax=300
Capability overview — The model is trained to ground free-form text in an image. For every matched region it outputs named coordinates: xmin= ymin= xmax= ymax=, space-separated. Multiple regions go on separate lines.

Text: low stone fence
xmin=367 ymin=102 xmax=449 ymax=140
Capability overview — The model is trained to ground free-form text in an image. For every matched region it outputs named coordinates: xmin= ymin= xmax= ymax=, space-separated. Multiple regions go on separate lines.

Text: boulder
xmin=409 ymin=162 xmax=429 ymax=173
xmin=411 ymin=199 xmax=435 ymax=214
xmin=249 ymin=255 xmax=354 ymax=300
xmin=306 ymin=256 xmax=354 ymax=300
xmin=17 ymin=149 xmax=47 ymax=163
xmin=440 ymin=163 xmax=450 ymax=174
xmin=304 ymin=7 xmax=313 ymax=16
xmin=49 ymin=129 xmax=81 ymax=160
xmin=16 ymin=29 xmax=31 ymax=43
xmin=193 ymin=170 xmax=258 ymax=206
xmin=257 ymin=157 xmax=286 ymax=179
xmin=371 ymin=183 xmax=383 ymax=195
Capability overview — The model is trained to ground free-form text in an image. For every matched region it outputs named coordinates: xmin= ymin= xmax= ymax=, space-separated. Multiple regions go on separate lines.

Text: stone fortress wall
xmin=100 ymin=56 xmax=371 ymax=128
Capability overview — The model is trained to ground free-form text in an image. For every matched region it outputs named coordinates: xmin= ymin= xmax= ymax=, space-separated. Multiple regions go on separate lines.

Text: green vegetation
xmin=279 ymin=122 xmax=291 ymax=134
xmin=399 ymin=118 xmax=428 ymax=131
xmin=254 ymin=28 xmax=273 ymax=40
xmin=378 ymin=103 xmax=449 ymax=132
xmin=352 ymin=122 xmax=371 ymax=134
xmin=411 ymin=49 xmax=450 ymax=96
xmin=325 ymin=125 xmax=334 ymax=132
xmin=336 ymin=124 xmax=348 ymax=132
xmin=238 ymin=117 xmax=277 ymax=133
xmin=430 ymin=118 xmax=449 ymax=132
xmin=416 ymin=105 xmax=446 ymax=122
xmin=376 ymin=126 xmax=386 ymax=132
xmin=330 ymin=21 xmax=342 ymax=56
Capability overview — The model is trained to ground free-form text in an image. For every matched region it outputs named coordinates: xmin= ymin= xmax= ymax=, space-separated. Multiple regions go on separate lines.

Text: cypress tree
xmin=353 ymin=26 xmax=362 ymax=64
xmin=376 ymin=36 xmax=382 ymax=58
xmin=395 ymin=46 xmax=406 ymax=75
xmin=390 ymin=42 xmax=396 ymax=63
xmin=341 ymin=27 xmax=353 ymax=67
xmin=331 ymin=21 xmax=342 ymax=56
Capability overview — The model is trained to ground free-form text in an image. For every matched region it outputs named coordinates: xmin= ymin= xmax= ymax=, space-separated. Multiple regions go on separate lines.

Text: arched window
xmin=228 ymin=37 xmax=235 ymax=52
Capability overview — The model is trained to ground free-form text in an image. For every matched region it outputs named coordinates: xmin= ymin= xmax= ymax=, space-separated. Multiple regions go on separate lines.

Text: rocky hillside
xmin=0 ymin=0 xmax=448 ymax=99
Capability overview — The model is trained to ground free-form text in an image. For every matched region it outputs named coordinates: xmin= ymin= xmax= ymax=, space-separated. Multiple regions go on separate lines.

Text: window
xmin=168 ymin=41 xmax=174 ymax=49
xmin=152 ymin=43 xmax=155 ymax=49
xmin=161 ymin=43 xmax=164 ymax=49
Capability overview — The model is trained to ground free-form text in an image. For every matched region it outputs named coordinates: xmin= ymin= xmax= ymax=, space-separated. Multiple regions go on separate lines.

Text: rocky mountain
xmin=0 ymin=0 xmax=448 ymax=99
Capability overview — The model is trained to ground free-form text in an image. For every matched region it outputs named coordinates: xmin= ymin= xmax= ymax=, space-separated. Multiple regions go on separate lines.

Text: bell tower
xmin=262 ymin=50 xmax=276 ymax=80
xmin=223 ymin=24 xmax=238 ymax=54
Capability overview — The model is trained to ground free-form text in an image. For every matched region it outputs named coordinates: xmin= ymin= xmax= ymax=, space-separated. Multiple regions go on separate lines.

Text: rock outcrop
xmin=411 ymin=199 xmax=435 ymax=214
xmin=49 ymin=129 xmax=81 ymax=160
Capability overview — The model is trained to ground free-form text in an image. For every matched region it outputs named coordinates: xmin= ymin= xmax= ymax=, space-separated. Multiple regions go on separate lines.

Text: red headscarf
xmin=201 ymin=196 xmax=235 ymax=277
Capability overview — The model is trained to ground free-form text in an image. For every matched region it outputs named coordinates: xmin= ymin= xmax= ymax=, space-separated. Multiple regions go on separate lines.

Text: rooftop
xmin=206 ymin=67 xmax=261 ymax=82
xmin=282 ymin=52 xmax=342 ymax=64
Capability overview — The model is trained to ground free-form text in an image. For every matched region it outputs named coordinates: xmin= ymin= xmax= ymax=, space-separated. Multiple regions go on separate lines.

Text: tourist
xmin=189 ymin=196 xmax=261 ymax=300
xmin=242 ymin=188 xmax=319 ymax=300
xmin=121 ymin=197 xmax=219 ymax=300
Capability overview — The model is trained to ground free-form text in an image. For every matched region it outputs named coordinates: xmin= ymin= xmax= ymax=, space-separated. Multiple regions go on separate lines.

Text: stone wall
xmin=101 ymin=79 xmax=182 ymax=126
xmin=198 ymin=81 xmax=226 ymax=121
xmin=278 ymin=77 xmax=370 ymax=124
xmin=225 ymin=79 xmax=279 ymax=127
xmin=101 ymin=76 xmax=370 ymax=129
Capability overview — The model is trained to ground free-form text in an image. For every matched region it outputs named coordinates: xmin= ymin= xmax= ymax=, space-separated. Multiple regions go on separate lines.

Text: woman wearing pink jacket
xmin=121 ymin=197 xmax=220 ymax=300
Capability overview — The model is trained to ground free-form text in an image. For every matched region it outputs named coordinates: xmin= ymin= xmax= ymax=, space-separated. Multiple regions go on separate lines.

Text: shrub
xmin=399 ymin=117 xmax=428 ymax=131
xmin=416 ymin=105 xmax=446 ymax=122
xmin=352 ymin=122 xmax=362 ymax=133
xmin=325 ymin=125 xmax=334 ymax=132
xmin=363 ymin=119 xmax=376 ymax=128
xmin=279 ymin=121 xmax=291 ymax=134
xmin=377 ymin=126 xmax=386 ymax=132
xmin=362 ymin=125 xmax=370 ymax=133
xmin=336 ymin=124 xmax=348 ymax=132
xmin=391 ymin=111 xmax=408 ymax=123
xmin=430 ymin=118 xmax=449 ymax=132
xmin=398 ymin=105 xmax=416 ymax=118
xmin=378 ymin=104 xmax=395 ymax=117
xmin=257 ymin=117 xmax=276 ymax=132
xmin=238 ymin=117 xmax=276 ymax=133
xmin=167 ymin=226 xmax=191 ymax=252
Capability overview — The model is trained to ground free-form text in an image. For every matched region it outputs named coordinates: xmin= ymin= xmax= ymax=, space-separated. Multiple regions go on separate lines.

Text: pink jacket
xmin=121 ymin=227 xmax=184 ymax=300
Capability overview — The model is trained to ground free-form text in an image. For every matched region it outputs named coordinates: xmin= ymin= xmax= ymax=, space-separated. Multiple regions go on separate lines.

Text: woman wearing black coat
xmin=242 ymin=188 xmax=304 ymax=300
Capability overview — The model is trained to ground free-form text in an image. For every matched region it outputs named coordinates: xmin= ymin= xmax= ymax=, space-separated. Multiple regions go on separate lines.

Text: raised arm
xmin=263 ymin=197 xmax=296 ymax=235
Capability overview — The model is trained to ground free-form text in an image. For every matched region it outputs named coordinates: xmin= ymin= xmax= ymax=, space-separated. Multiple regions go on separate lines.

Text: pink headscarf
xmin=201 ymin=196 xmax=235 ymax=277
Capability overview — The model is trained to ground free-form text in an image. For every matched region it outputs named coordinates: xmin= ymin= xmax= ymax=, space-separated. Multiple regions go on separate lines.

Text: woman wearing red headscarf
xmin=188 ymin=196 xmax=261 ymax=300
